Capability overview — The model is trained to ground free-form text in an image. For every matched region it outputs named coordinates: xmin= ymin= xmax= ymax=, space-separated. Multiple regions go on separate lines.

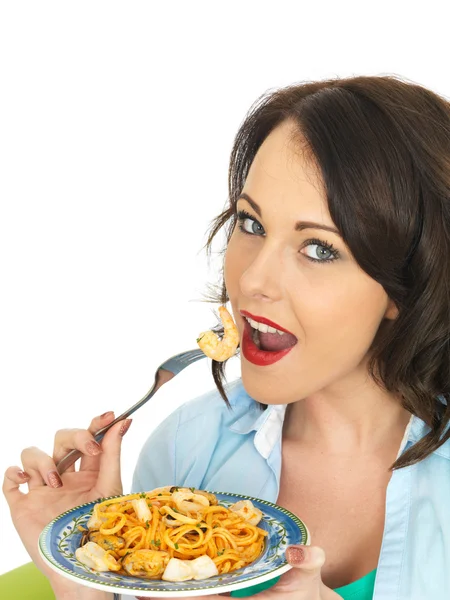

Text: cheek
xmin=292 ymin=273 xmax=388 ymax=354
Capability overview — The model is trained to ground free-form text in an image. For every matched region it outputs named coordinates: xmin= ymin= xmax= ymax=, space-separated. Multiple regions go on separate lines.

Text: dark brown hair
xmin=205 ymin=75 xmax=450 ymax=470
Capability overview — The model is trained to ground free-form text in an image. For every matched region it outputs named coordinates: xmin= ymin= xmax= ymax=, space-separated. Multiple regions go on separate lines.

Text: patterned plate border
xmin=38 ymin=490 xmax=309 ymax=597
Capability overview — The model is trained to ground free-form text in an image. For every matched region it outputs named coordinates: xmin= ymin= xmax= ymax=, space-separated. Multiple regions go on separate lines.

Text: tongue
xmin=259 ymin=331 xmax=297 ymax=352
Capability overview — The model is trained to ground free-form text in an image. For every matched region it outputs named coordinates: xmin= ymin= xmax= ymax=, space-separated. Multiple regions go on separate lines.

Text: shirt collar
xmin=228 ymin=385 xmax=450 ymax=462
xmin=228 ymin=394 xmax=286 ymax=459
xmin=405 ymin=414 xmax=450 ymax=460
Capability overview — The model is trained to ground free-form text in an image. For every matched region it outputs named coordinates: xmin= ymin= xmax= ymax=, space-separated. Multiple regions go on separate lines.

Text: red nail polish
xmin=86 ymin=440 xmax=102 ymax=456
xmin=18 ymin=470 xmax=30 ymax=480
xmin=47 ymin=470 xmax=63 ymax=488
xmin=119 ymin=418 xmax=132 ymax=437
xmin=287 ymin=545 xmax=306 ymax=565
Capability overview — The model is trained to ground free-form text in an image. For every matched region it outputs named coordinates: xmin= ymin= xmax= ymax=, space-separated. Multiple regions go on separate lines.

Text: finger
xmin=272 ymin=546 xmax=326 ymax=595
xmin=52 ymin=412 xmax=115 ymax=472
xmin=21 ymin=446 xmax=63 ymax=490
xmin=2 ymin=466 xmax=29 ymax=506
xmin=51 ymin=428 xmax=102 ymax=473
xmin=95 ymin=418 xmax=132 ymax=497
xmin=87 ymin=411 xmax=116 ymax=436
xmin=81 ymin=411 xmax=116 ymax=471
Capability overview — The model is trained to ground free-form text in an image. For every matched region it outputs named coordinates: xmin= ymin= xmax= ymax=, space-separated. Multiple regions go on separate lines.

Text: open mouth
xmin=241 ymin=319 xmax=297 ymax=366
xmin=242 ymin=314 xmax=298 ymax=353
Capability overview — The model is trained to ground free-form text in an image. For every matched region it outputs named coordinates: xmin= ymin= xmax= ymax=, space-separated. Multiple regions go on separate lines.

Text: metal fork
xmin=56 ymin=348 xmax=206 ymax=475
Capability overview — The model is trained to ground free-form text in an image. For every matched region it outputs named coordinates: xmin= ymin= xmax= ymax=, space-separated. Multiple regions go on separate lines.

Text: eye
xmin=236 ymin=210 xmax=265 ymax=236
xmin=302 ymin=239 xmax=339 ymax=263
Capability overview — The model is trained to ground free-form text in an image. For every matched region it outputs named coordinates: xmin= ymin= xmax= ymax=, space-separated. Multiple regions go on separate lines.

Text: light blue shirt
xmin=132 ymin=379 xmax=450 ymax=599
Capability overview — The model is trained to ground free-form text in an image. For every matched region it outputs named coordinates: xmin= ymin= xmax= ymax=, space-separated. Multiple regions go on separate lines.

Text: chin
xmin=241 ymin=371 xmax=300 ymax=406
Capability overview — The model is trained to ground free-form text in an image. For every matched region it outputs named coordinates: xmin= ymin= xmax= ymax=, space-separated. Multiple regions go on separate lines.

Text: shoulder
xmin=174 ymin=378 xmax=255 ymax=425
xmin=131 ymin=378 xmax=258 ymax=492
xmin=138 ymin=377 xmax=257 ymax=451
xmin=144 ymin=378 xmax=258 ymax=446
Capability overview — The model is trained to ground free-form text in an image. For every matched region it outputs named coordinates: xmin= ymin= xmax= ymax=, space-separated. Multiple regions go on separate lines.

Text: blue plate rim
xmin=38 ymin=490 xmax=309 ymax=596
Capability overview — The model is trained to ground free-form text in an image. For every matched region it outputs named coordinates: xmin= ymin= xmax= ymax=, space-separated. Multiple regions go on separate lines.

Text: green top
xmin=334 ymin=569 xmax=377 ymax=600
xmin=231 ymin=569 xmax=377 ymax=599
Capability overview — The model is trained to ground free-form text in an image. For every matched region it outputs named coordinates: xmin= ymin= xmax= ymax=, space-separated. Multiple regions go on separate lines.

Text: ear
xmin=385 ymin=298 xmax=399 ymax=320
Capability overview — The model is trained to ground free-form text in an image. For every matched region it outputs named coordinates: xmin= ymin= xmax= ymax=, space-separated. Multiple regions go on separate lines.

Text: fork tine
xmin=160 ymin=348 xmax=206 ymax=375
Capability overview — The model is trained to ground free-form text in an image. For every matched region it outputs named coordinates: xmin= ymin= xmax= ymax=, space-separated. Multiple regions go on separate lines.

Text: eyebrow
xmin=237 ymin=193 xmax=341 ymax=236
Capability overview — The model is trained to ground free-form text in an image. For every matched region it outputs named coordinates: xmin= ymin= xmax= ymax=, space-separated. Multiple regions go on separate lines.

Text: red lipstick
xmin=240 ymin=314 xmax=297 ymax=367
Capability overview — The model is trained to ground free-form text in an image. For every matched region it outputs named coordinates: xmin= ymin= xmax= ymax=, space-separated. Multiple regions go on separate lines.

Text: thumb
xmin=95 ymin=419 xmax=132 ymax=496
xmin=276 ymin=546 xmax=326 ymax=593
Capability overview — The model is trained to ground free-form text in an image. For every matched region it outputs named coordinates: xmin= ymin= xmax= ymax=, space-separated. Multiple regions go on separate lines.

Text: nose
xmin=239 ymin=242 xmax=284 ymax=302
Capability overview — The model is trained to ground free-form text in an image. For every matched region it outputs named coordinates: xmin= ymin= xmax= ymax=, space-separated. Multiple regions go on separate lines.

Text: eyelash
xmin=236 ymin=209 xmax=340 ymax=264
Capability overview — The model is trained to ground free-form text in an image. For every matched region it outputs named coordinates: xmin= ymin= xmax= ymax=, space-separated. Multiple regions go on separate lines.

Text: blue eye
xmin=236 ymin=210 xmax=265 ymax=236
xmin=302 ymin=239 xmax=339 ymax=263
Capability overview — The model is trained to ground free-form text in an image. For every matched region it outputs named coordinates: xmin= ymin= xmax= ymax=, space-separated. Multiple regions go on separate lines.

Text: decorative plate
xmin=39 ymin=491 xmax=309 ymax=597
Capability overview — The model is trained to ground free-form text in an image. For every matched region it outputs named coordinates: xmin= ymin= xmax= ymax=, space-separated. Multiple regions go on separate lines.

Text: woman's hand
xmin=263 ymin=546 xmax=342 ymax=599
xmin=2 ymin=411 xmax=131 ymax=596
xmin=137 ymin=545 xmax=341 ymax=600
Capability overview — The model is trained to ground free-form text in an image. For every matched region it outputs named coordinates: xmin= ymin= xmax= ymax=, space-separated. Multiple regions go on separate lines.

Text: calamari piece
xmin=162 ymin=558 xmax=193 ymax=582
xmin=191 ymin=489 xmax=218 ymax=505
xmin=190 ymin=555 xmax=220 ymax=580
xmin=197 ymin=306 xmax=239 ymax=361
xmin=75 ymin=541 xmax=120 ymax=572
xmin=162 ymin=555 xmax=219 ymax=582
xmin=230 ymin=500 xmax=263 ymax=526
xmin=163 ymin=515 xmax=184 ymax=527
xmin=131 ymin=498 xmax=152 ymax=523
xmin=161 ymin=505 xmax=199 ymax=525
xmin=87 ymin=504 xmax=107 ymax=529
xmin=122 ymin=549 xmax=170 ymax=579
xmin=172 ymin=490 xmax=210 ymax=514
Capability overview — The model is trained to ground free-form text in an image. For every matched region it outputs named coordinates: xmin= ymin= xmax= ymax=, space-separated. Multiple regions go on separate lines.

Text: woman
xmin=3 ymin=75 xmax=450 ymax=600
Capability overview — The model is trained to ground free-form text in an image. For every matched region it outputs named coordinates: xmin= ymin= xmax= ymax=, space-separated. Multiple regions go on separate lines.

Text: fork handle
xmin=55 ymin=369 xmax=174 ymax=475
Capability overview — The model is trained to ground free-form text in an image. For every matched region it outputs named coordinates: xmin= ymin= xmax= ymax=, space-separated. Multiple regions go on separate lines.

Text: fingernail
xmin=86 ymin=440 xmax=102 ymax=456
xmin=47 ymin=470 xmax=63 ymax=488
xmin=100 ymin=411 xmax=114 ymax=419
xmin=119 ymin=418 xmax=132 ymax=437
xmin=286 ymin=545 xmax=306 ymax=565
xmin=18 ymin=470 xmax=30 ymax=481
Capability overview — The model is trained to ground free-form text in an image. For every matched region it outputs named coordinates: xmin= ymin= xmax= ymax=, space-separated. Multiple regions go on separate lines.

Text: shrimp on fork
xmin=197 ymin=306 xmax=239 ymax=362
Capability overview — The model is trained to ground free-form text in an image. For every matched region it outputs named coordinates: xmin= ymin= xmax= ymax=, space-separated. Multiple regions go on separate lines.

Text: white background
xmin=1 ymin=0 xmax=449 ymax=577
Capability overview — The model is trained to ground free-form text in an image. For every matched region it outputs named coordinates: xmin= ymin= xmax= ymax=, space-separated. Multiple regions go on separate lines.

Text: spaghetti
xmin=76 ymin=486 xmax=267 ymax=581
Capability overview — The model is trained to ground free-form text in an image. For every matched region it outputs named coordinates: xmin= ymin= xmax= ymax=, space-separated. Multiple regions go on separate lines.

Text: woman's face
xmin=224 ymin=121 xmax=396 ymax=405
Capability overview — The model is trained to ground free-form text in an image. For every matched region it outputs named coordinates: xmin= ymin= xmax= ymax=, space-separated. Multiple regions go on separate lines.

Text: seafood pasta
xmin=76 ymin=486 xmax=267 ymax=582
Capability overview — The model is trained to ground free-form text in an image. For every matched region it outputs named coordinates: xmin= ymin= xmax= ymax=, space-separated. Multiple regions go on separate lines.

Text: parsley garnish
xmin=174 ymin=543 xmax=179 ymax=550
xmin=139 ymin=492 xmax=147 ymax=498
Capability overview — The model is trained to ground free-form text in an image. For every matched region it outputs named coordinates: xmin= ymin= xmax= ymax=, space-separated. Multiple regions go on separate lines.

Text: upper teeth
xmin=245 ymin=317 xmax=285 ymax=335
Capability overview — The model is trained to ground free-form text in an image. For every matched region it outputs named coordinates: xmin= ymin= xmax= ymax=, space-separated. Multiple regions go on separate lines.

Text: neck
xmin=283 ymin=365 xmax=412 ymax=456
